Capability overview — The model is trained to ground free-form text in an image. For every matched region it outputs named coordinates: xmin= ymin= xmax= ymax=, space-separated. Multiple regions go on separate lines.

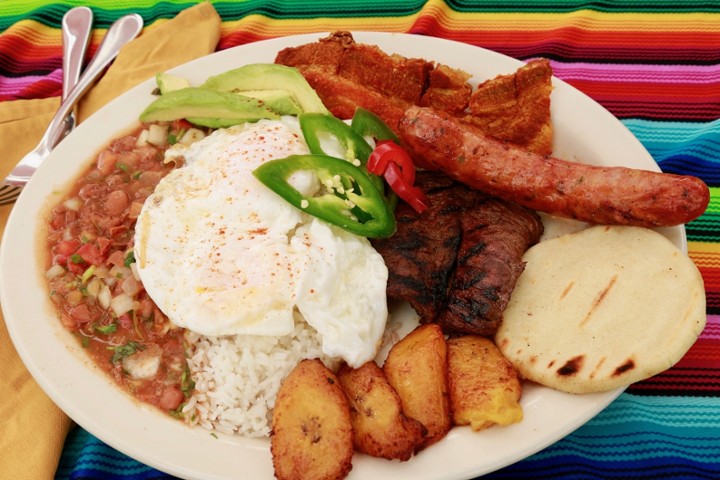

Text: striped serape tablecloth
xmin=1 ymin=1 xmax=719 ymax=479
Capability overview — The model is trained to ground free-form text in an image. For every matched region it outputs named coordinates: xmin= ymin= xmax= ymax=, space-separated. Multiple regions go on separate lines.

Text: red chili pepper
xmin=384 ymin=163 xmax=428 ymax=214
xmin=368 ymin=140 xmax=427 ymax=213
xmin=367 ymin=140 xmax=416 ymax=185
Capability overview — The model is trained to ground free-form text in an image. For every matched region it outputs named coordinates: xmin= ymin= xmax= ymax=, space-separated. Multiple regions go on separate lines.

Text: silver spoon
xmin=59 ymin=6 xmax=93 ymax=140
xmin=2 ymin=13 xmax=144 ymax=192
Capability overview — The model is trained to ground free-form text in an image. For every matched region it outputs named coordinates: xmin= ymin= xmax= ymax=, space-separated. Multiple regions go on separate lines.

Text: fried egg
xmin=134 ymin=117 xmax=388 ymax=367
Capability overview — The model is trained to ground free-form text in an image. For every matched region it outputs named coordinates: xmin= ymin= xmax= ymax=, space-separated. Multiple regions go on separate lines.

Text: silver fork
xmin=0 ymin=7 xmax=92 ymax=207
xmin=0 ymin=12 xmax=144 ymax=206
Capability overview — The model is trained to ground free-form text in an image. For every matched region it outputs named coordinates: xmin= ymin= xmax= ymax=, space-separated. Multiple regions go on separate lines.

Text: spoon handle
xmin=62 ymin=6 xmax=93 ymax=101
xmin=58 ymin=6 xmax=93 ymax=144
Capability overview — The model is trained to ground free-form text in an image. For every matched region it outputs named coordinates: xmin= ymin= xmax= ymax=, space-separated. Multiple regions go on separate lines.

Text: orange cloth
xmin=0 ymin=3 xmax=221 ymax=478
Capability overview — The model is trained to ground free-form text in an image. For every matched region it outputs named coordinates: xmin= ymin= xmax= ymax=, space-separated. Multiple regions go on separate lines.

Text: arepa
xmin=495 ymin=225 xmax=706 ymax=394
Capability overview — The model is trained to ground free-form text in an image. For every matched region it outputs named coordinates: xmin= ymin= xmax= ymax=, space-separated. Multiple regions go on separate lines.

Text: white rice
xmin=182 ymin=310 xmax=341 ymax=437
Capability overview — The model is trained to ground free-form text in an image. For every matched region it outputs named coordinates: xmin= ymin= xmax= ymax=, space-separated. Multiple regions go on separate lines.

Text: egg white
xmin=134 ymin=117 xmax=388 ymax=367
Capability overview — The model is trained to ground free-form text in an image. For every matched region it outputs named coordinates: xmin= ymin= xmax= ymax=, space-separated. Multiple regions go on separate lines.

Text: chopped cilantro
xmin=95 ymin=322 xmax=117 ymax=334
xmin=108 ymin=341 xmax=143 ymax=363
xmin=70 ymin=254 xmax=85 ymax=264
xmin=168 ymin=128 xmax=186 ymax=145
xmin=169 ymin=402 xmax=187 ymax=419
xmin=124 ymin=251 xmax=136 ymax=267
xmin=181 ymin=366 xmax=196 ymax=397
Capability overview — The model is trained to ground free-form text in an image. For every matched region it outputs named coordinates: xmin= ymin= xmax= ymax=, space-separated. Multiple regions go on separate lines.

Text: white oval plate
xmin=1 ymin=32 xmax=684 ymax=480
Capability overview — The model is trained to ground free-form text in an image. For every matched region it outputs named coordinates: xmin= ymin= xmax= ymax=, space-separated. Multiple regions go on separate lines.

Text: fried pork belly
xmin=276 ymin=32 xmax=425 ymax=131
xmin=275 ymin=31 xmax=553 ymax=155
xmin=420 ymin=64 xmax=473 ymax=115
xmin=464 ymin=58 xmax=553 ymax=155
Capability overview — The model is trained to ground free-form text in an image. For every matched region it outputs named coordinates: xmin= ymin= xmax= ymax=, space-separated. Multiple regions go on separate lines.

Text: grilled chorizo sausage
xmin=398 ymin=106 xmax=709 ymax=227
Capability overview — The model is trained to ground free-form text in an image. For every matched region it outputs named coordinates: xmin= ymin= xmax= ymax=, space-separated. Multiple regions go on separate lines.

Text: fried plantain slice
xmin=271 ymin=358 xmax=353 ymax=480
xmin=382 ymin=323 xmax=451 ymax=449
xmin=337 ymin=361 xmax=425 ymax=461
xmin=447 ymin=335 xmax=523 ymax=431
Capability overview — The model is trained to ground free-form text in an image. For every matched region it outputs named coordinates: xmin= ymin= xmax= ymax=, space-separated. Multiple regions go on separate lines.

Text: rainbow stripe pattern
xmin=2 ymin=1 xmax=719 ymax=479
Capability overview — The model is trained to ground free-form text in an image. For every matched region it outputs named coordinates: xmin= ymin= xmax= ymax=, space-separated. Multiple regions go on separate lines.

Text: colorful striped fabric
xmin=2 ymin=1 xmax=719 ymax=479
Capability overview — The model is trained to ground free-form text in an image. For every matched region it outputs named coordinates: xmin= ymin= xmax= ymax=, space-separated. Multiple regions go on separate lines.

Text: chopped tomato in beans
xmin=45 ymin=124 xmax=196 ymax=415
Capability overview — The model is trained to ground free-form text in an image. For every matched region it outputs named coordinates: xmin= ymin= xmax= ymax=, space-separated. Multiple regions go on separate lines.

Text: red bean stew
xmin=45 ymin=121 xmax=202 ymax=414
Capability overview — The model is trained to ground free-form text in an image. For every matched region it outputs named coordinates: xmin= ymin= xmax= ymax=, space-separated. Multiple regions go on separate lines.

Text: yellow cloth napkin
xmin=0 ymin=3 xmax=221 ymax=478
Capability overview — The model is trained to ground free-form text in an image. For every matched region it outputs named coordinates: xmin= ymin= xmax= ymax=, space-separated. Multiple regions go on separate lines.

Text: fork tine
xmin=0 ymin=184 xmax=22 ymax=206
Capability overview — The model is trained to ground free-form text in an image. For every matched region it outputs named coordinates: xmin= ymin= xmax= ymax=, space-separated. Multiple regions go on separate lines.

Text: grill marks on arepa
xmin=579 ymin=274 xmax=618 ymax=328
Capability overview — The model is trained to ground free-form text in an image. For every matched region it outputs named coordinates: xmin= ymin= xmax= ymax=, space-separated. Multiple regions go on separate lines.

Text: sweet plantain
xmin=447 ymin=335 xmax=523 ymax=431
xmin=337 ymin=361 xmax=425 ymax=461
xmin=382 ymin=323 xmax=451 ymax=449
xmin=271 ymin=358 xmax=353 ymax=480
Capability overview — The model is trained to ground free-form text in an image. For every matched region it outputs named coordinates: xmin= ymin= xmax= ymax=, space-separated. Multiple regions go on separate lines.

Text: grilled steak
xmin=371 ymin=174 xmax=463 ymax=322
xmin=372 ymin=172 xmax=544 ymax=336
xmin=439 ymin=191 xmax=545 ymax=335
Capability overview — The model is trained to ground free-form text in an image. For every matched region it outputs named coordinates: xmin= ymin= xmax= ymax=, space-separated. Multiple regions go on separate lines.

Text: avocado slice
xmin=184 ymin=116 xmax=254 ymax=129
xmin=239 ymin=89 xmax=303 ymax=116
xmin=201 ymin=64 xmax=329 ymax=114
xmin=184 ymin=90 xmax=302 ymax=128
xmin=139 ymin=87 xmax=279 ymax=124
xmin=155 ymin=72 xmax=191 ymax=94
xmin=185 ymin=91 xmax=301 ymax=128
